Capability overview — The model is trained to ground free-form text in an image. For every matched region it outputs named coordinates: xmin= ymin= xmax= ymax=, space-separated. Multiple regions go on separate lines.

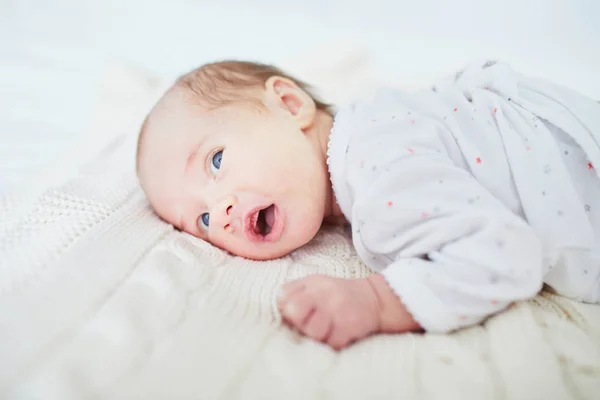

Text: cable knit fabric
xmin=1 ymin=130 xmax=600 ymax=399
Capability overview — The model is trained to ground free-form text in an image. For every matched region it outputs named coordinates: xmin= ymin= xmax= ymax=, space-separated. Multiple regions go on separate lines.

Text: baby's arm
xmin=279 ymin=107 xmax=544 ymax=348
xmin=279 ymin=154 xmax=542 ymax=348
xmin=351 ymin=129 xmax=544 ymax=333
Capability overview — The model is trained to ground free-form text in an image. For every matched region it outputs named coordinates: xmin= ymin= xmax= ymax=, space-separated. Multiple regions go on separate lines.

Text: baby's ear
xmin=265 ymin=76 xmax=316 ymax=129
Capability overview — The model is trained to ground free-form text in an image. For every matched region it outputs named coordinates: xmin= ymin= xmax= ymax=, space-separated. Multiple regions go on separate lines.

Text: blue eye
xmin=210 ymin=150 xmax=223 ymax=174
xmin=199 ymin=213 xmax=210 ymax=230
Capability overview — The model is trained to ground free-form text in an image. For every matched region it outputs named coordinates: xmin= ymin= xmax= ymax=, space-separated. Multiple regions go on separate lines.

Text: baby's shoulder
xmin=334 ymin=87 xmax=446 ymax=144
xmin=341 ymin=87 xmax=415 ymax=117
xmin=334 ymin=88 xmax=424 ymax=138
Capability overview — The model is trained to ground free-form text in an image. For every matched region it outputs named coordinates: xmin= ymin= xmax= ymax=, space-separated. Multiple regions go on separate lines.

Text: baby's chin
xmin=224 ymin=234 xmax=315 ymax=261
xmin=221 ymin=247 xmax=287 ymax=261
xmin=227 ymin=242 xmax=298 ymax=261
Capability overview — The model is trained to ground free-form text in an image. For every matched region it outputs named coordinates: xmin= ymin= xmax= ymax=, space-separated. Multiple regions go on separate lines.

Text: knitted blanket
xmin=2 ymin=64 xmax=600 ymax=400
xmin=2 ymin=127 xmax=600 ymax=400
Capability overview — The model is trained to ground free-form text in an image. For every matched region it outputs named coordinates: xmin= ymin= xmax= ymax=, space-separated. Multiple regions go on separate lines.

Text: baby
xmin=136 ymin=60 xmax=600 ymax=350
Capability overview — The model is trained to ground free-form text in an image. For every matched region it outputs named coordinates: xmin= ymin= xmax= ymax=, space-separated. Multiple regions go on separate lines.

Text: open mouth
xmin=245 ymin=203 xmax=283 ymax=243
xmin=252 ymin=204 xmax=276 ymax=237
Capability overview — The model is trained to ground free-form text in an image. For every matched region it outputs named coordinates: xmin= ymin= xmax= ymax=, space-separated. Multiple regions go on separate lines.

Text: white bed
xmin=2 ymin=2 xmax=600 ymax=398
xmin=1 ymin=61 xmax=600 ymax=399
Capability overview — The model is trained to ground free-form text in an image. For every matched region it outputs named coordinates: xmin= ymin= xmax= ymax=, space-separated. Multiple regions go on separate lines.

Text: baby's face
xmin=139 ymin=88 xmax=332 ymax=260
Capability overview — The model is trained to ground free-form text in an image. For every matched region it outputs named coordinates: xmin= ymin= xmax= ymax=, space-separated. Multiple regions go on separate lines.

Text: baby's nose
xmin=211 ymin=195 xmax=237 ymax=232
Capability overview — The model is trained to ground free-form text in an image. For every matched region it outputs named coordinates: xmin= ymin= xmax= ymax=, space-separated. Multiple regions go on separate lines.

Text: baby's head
xmin=136 ymin=61 xmax=339 ymax=260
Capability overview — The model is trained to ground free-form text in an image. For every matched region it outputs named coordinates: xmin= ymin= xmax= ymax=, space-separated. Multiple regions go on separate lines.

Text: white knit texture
xmin=1 ymin=129 xmax=600 ymax=400
xmin=1 ymin=63 xmax=600 ymax=399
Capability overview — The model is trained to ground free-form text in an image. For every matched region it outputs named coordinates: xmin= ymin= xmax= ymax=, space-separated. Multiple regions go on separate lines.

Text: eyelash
xmin=199 ymin=213 xmax=210 ymax=231
xmin=206 ymin=148 xmax=223 ymax=177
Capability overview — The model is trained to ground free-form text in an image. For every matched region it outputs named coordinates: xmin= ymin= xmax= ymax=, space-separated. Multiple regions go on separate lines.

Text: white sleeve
xmin=348 ymin=117 xmax=544 ymax=333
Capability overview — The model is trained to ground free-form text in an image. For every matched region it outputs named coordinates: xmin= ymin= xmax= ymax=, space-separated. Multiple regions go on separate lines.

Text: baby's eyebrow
xmin=185 ymin=138 xmax=207 ymax=172
xmin=185 ymin=147 xmax=200 ymax=171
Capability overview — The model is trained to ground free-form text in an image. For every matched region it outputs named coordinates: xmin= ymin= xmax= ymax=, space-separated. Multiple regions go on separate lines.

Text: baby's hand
xmin=278 ymin=275 xmax=380 ymax=350
xmin=278 ymin=274 xmax=421 ymax=350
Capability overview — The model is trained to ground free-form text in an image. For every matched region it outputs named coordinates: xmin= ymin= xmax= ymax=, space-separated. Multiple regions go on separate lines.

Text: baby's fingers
xmin=277 ymin=279 xmax=307 ymax=307
xmin=327 ymin=321 xmax=354 ymax=351
xmin=280 ymin=291 xmax=315 ymax=331
xmin=302 ymin=309 xmax=332 ymax=342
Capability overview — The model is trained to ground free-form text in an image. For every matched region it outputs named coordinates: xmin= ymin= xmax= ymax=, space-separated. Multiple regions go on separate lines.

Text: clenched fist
xmin=278 ymin=274 xmax=420 ymax=350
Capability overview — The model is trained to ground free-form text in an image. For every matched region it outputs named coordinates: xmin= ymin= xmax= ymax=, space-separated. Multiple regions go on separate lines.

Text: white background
xmin=1 ymin=0 xmax=599 ymax=194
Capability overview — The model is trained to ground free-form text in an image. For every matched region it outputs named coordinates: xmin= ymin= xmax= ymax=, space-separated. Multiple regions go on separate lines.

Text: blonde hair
xmin=136 ymin=60 xmax=332 ymax=172
xmin=175 ymin=60 xmax=332 ymax=113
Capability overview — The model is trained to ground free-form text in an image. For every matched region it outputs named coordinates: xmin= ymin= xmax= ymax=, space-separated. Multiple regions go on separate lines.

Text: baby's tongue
xmin=265 ymin=205 xmax=276 ymax=228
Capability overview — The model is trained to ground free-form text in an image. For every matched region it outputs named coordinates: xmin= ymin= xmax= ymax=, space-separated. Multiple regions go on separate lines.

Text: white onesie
xmin=327 ymin=61 xmax=600 ymax=333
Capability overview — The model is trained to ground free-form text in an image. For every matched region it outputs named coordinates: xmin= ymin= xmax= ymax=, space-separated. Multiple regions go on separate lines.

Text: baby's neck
xmin=311 ymin=110 xmax=333 ymax=166
xmin=309 ymin=110 xmax=345 ymax=223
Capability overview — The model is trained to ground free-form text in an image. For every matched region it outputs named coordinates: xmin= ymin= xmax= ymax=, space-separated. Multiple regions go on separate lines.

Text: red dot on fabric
xmin=453 ymin=108 xmax=458 ymax=112
xmin=491 ymin=300 xmax=498 ymax=305
xmin=387 ymin=201 xmax=393 ymax=207
xmin=420 ymin=211 xmax=429 ymax=219
xmin=484 ymin=87 xmax=489 ymax=90
xmin=526 ymin=146 xmax=531 ymax=151
xmin=588 ymin=162 xmax=594 ymax=170
xmin=372 ymin=119 xmax=376 ymax=122
xmin=493 ymin=108 xmax=498 ymax=113
xmin=476 ymin=157 xmax=482 ymax=164
xmin=460 ymin=316 xmax=467 ymax=321
xmin=408 ymin=148 xmax=415 ymax=154
xmin=410 ymin=119 xmax=415 ymax=124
